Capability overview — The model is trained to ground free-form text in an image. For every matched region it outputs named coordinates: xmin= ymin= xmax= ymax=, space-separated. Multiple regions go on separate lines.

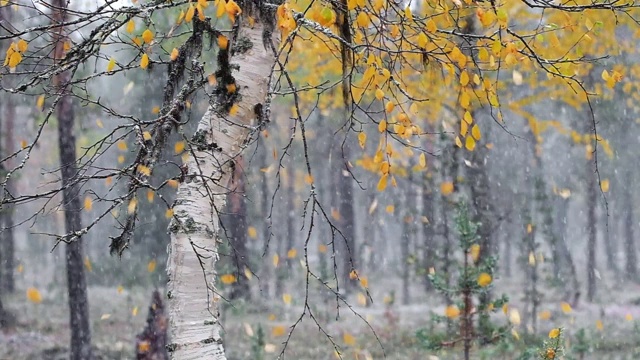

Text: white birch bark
xmin=166 ymin=24 xmax=274 ymax=359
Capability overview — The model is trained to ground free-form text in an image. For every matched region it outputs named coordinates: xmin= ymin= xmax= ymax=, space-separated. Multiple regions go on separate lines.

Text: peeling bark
xmin=166 ymin=24 xmax=273 ymax=359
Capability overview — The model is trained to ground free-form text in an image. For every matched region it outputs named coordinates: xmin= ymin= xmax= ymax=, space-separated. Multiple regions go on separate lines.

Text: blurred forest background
xmin=1 ymin=0 xmax=640 ymax=359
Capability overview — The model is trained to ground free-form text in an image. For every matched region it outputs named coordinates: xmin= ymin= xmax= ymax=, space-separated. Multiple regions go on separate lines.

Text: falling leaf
xmin=244 ymin=267 xmax=253 ymax=280
xmin=36 ymin=94 xmax=45 ymax=110
xmin=385 ymin=205 xmax=394 ymax=214
xmin=142 ymin=131 xmax=151 ymax=140
xmin=273 ymin=254 xmax=279 ymax=267
xmin=596 ymin=319 xmax=603 ymax=331
xmin=287 ymin=248 xmax=297 ymax=258
xmin=84 ymin=256 xmax=93 ymax=272
xmin=147 ymin=259 xmax=157 ymax=273
xmin=175 ymin=141 xmax=185 ymax=154
xmin=477 ymin=273 xmax=492 ymax=287
xmin=377 ymin=174 xmax=388 ymax=192
xmin=167 ymin=179 xmax=179 ymax=188
xmin=465 ymin=136 xmax=476 ymax=151
xmin=539 ymin=310 xmax=551 ymax=320
xmin=117 ymin=285 xmax=124 ymax=294
xmin=264 ymin=344 xmax=276 ymax=353
xmin=117 ymin=155 xmax=125 ymax=164
xmin=107 ymin=58 xmax=116 ymax=72
xmin=132 ymin=306 xmax=139 ymax=316
xmin=165 ymin=208 xmax=174 ymax=218
xmin=128 ymin=198 xmax=138 ymax=214
xmin=318 ymin=244 xmax=327 ymax=253
xmin=560 ymin=302 xmax=572 ymax=314
xmin=511 ymin=329 xmax=520 ymax=340
xmin=84 ymin=196 xmax=93 ymax=211
xmin=343 ymin=332 xmax=356 ymax=346
xmin=467 ymin=245 xmax=480 ymax=264
xmin=440 ymin=182 xmax=454 ymax=195
xmin=626 ymin=314 xmax=633 ymax=321
xmin=271 ymin=325 xmax=286 ymax=337
xmin=26 ymin=287 xmax=42 ymax=304
xmin=357 ymin=292 xmax=367 ymax=306
xmin=445 ymin=305 xmax=460 ymax=318
xmin=600 ymin=179 xmax=610 ymax=192
xmin=282 ymin=293 xmax=292 ymax=305
xmin=100 ymin=314 xmax=111 ymax=320
xmin=549 ymin=328 xmax=560 ymax=338
xmin=471 ymin=124 xmax=481 ymax=141
xmin=509 ymin=309 xmax=521 ymax=325
xmin=220 ymin=274 xmax=237 ymax=284
xmin=117 ymin=140 xmax=128 ymax=151
xmin=349 ymin=269 xmax=358 ymax=280
xmin=528 ymin=251 xmax=536 ymax=266
xmin=247 ymin=226 xmax=257 ymax=239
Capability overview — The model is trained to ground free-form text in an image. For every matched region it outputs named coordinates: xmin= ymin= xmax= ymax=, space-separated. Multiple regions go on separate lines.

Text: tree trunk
xmin=136 ymin=290 xmax=169 ymax=360
xmin=166 ymin=23 xmax=273 ymax=359
xmin=422 ymin=178 xmax=435 ymax=292
xmin=258 ymin=135 xmax=272 ymax=298
xmin=225 ymin=156 xmax=250 ymax=300
xmin=624 ymin=169 xmax=637 ymax=280
xmin=335 ymin=142 xmax=357 ymax=294
xmin=53 ymin=1 xmax=93 ymax=358
xmin=585 ymin=157 xmax=598 ymax=301
xmin=0 ymin=7 xmax=16 ymax=294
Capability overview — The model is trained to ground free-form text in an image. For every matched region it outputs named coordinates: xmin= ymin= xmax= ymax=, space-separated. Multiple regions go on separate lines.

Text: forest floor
xmin=1 ymin=274 xmax=640 ymax=359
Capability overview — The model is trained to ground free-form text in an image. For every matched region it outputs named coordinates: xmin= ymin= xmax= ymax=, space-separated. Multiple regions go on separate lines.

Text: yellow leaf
xmin=509 ymin=309 xmax=521 ymax=325
xmin=8 ymin=51 xmax=21 ymax=68
xmin=140 ymin=53 xmax=149 ymax=69
xmin=142 ymin=29 xmax=154 ymax=44
xmin=26 ymin=287 xmax=42 ymax=304
xmin=378 ymin=120 xmax=387 ymax=132
xmin=137 ymin=165 xmax=151 ymax=176
xmin=445 ymin=305 xmax=460 ymax=318
xmin=460 ymin=120 xmax=468 ymax=137
xmin=147 ymin=259 xmax=156 ymax=272
xmin=304 ymin=174 xmax=314 ymax=184
xmin=596 ymin=319 xmax=603 ymax=331
xmin=84 ymin=256 xmax=93 ymax=272
xmin=460 ymin=71 xmax=469 ymax=86
xmin=465 ymin=136 xmax=476 ymax=151
xmin=170 ymin=48 xmax=179 ymax=61
xmin=360 ymin=276 xmax=368 ymax=287
xmin=626 ymin=314 xmax=633 ymax=321
xmin=318 ymin=244 xmax=327 ymax=253
xmin=470 ymin=244 xmax=480 ymax=262
xmin=151 ymin=106 xmax=160 ymax=115
xmin=273 ymin=254 xmax=279 ymax=267
xmin=419 ymin=153 xmax=426 ymax=168
xmin=225 ymin=0 xmax=242 ymax=22
xmin=477 ymin=272 xmax=492 ymax=287
xmin=287 ymin=248 xmax=297 ymax=258
xmin=248 ymin=226 xmax=257 ymax=239
xmin=229 ymin=104 xmax=239 ymax=116
xmin=343 ymin=333 xmax=356 ymax=346
xmin=177 ymin=10 xmax=185 ymax=24
xmin=527 ymin=223 xmax=533 ymax=234
xmin=600 ymin=179 xmax=610 ymax=192
xmin=175 ymin=141 xmax=185 ymax=154
xmin=440 ymin=182 xmax=454 ymax=195
xmin=128 ymin=197 xmax=138 ymax=214
xmin=282 ymin=293 xmax=292 ymax=305
xmin=358 ymin=132 xmax=366 ymax=149
xmin=539 ymin=310 xmax=551 ymax=320
xmin=375 ymin=88 xmax=385 ymax=100
xmin=244 ymin=267 xmax=253 ymax=280
xmin=356 ymin=12 xmax=370 ymax=27
xmin=549 ymin=328 xmax=560 ymax=338
xmin=17 ymin=38 xmax=28 ymax=53
xmin=512 ymin=329 xmax=520 ymax=340
xmin=126 ymin=19 xmax=135 ymax=33
xmin=385 ymin=101 xmax=395 ymax=113
xmin=132 ymin=37 xmax=142 ymax=47
xmin=117 ymin=285 xmax=124 ymax=294
xmin=528 ymin=251 xmax=536 ymax=266
xmin=226 ymin=83 xmax=236 ymax=93
xmin=220 ymin=274 xmax=237 ymax=284
xmin=471 ymin=124 xmax=481 ymax=141
xmin=385 ymin=205 xmax=394 ymax=214
xmin=107 ymin=58 xmax=116 ymax=72
xmin=404 ymin=6 xmax=413 ymax=21
xmin=84 ymin=196 xmax=93 ymax=211
xmin=167 ymin=179 xmax=179 ymax=188
xmin=36 ymin=95 xmax=45 ymax=110
xmin=561 ymin=302 xmax=572 ymax=313
xmin=117 ymin=155 xmax=125 ymax=164
xmin=357 ymin=292 xmax=367 ymax=306
xmin=426 ymin=19 xmax=437 ymax=33
xmin=272 ymin=325 xmax=286 ymax=337
xmin=186 ymin=4 xmax=196 ymax=22
xmin=218 ymin=35 xmax=229 ymax=50
xmin=455 ymin=136 xmax=462 ymax=148
xmin=117 ymin=140 xmax=128 ymax=151
xmin=377 ymin=174 xmax=388 ymax=191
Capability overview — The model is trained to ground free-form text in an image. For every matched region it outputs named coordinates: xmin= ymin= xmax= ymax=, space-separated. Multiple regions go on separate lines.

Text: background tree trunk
xmin=623 ymin=168 xmax=637 ymax=280
xmin=225 ymin=156 xmax=250 ymax=300
xmin=53 ymin=1 xmax=93 ymax=357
